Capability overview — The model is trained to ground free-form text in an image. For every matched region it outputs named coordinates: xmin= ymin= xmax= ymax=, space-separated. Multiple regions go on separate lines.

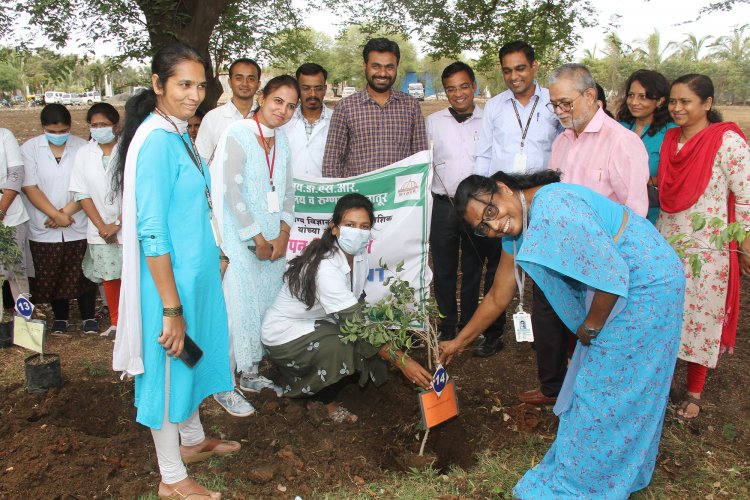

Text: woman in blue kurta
xmin=440 ymin=171 xmax=685 ymax=499
xmin=617 ymin=69 xmax=678 ymax=223
xmin=113 ymin=44 xmax=235 ymax=500
xmin=210 ymin=75 xmax=298 ymax=405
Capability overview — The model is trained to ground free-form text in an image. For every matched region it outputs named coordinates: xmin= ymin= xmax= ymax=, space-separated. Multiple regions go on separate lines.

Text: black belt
xmin=432 ymin=193 xmax=453 ymax=203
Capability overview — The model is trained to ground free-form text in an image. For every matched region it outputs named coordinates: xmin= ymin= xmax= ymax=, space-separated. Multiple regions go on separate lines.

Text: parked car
xmin=408 ymin=82 xmax=425 ymax=101
xmin=80 ymin=90 xmax=102 ymax=104
xmin=341 ymin=86 xmax=356 ymax=98
xmin=44 ymin=91 xmax=65 ymax=104
xmin=61 ymin=93 xmax=73 ymax=105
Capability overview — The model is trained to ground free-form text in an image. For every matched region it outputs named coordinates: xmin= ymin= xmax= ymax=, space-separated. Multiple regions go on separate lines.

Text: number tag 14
xmin=432 ymin=364 xmax=449 ymax=398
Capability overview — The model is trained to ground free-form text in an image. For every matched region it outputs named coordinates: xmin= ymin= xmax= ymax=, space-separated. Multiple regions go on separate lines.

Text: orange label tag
xmin=418 ymin=379 xmax=459 ymax=429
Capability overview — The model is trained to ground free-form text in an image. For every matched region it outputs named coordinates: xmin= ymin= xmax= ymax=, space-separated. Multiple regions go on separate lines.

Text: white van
xmin=44 ymin=91 xmax=65 ymax=104
xmin=408 ymin=82 xmax=425 ymax=101
xmin=341 ymin=86 xmax=356 ymax=98
xmin=80 ymin=91 xmax=102 ymax=104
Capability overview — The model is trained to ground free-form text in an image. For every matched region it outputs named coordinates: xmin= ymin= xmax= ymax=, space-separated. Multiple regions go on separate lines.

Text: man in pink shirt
xmin=517 ymin=63 xmax=649 ymax=406
xmin=548 ymin=63 xmax=649 ymax=215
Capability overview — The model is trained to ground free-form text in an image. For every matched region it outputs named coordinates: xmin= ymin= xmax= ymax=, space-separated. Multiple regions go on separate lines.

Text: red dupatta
xmin=658 ymin=122 xmax=747 ymax=354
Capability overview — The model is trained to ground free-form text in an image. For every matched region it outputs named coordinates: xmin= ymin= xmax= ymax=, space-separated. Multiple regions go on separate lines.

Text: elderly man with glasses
xmin=513 ymin=63 xmax=648 ymax=406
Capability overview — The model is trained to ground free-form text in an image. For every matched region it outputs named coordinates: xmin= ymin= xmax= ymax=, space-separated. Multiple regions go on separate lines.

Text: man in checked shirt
xmin=322 ymin=37 xmax=428 ymax=178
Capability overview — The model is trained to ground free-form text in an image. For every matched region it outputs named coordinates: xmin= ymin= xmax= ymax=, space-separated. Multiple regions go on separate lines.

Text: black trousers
xmin=430 ymin=195 xmax=505 ymax=338
xmin=50 ymin=288 xmax=97 ymax=322
xmin=531 ymin=284 xmax=575 ymax=397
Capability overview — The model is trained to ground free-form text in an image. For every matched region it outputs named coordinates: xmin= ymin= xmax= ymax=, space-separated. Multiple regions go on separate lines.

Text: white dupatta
xmin=112 ymin=113 xmax=186 ymax=377
xmin=209 ymin=116 xmax=273 ymax=238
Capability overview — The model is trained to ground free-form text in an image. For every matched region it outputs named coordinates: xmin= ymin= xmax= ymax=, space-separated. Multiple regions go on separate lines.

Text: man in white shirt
xmin=195 ymin=57 xmax=261 ymax=163
xmin=469 ymin=41 xmax=563 ymax=358
xmin=427 ymin=62 xmax=505 ymax=347
xmin=475 ymin=41 xmax=562 ymax=176
xmin=281 ymin=63 xmax=333 ymax=178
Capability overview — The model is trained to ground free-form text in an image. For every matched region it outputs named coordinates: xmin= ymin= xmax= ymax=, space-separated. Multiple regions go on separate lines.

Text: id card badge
xmin=267 ymin=188 xmax=280 ymax=213
xmin=209 ymin=211 xmax=222 ymax=247
xmin=513 ymin=310 xmax=534 ymax=342
xmin=513 ymin=152 xmax=527 ymax=173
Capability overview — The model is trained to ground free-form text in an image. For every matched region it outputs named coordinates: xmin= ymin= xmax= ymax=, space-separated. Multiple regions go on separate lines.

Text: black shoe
xmin=474 ymin=335 xmax=504 ymax=357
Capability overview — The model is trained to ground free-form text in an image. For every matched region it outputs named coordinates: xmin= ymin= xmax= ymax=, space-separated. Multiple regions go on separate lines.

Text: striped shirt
xmin=322 ymin=88 xmax=428 ymax=177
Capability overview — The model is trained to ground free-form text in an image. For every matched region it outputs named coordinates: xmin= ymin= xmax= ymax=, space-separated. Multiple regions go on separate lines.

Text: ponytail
xmin=112 ymin=89 xmax=157 ymax=196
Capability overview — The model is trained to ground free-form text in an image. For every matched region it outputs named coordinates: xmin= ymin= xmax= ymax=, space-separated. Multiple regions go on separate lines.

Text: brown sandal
xmin=179 ymin=437 xmax=241 ymax=464
xmin=157 ymin=479 xmax=221 ymax=499
xmin=676 ymin=396 xmax=702 ymax=421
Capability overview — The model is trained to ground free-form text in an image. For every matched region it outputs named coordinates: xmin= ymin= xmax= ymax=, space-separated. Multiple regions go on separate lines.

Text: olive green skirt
xmin=264 ymin=320 xmax=389 ymax=398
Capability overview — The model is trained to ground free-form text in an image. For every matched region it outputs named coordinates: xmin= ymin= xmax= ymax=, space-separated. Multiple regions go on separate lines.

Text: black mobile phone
xmin=178 ymin=333 xmax=203 ymax=368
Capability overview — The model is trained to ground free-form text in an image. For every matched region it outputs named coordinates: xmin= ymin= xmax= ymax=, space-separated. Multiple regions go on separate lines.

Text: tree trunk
xmin=135 ymin=0 xmax=233 ymax=110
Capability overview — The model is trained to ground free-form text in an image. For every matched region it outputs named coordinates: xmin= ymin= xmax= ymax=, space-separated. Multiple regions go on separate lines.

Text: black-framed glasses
xmin=473 ymin=193 xmax=500 ymax=237
xmin=546 ymin=92 xmax=584 ymax=113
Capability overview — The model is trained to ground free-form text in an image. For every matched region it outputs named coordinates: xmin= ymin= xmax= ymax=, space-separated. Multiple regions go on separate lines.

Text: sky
xmin=25 ymin=0 xmax=750 ymax=62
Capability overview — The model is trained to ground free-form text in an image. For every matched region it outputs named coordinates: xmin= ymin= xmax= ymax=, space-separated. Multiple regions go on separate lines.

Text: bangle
xmin=163 ymin=305 xmax=183 ymax=317
xmin=279 ymin=228 xmax=290 ymax=235
xmin=219 ymin=255 xmax=230 ymax=263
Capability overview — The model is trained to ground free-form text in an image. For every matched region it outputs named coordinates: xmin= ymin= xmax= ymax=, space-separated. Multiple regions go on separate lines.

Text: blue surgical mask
xmin=337 ymin=226 xmax=371 ymax=255
xmin=45 ymin=132 xmax=69 ymax=146
xmin=90 ymin=127 xmax=116 ymax=144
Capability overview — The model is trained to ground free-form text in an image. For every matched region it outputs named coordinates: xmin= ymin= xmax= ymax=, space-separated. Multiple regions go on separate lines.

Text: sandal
xmin=676 ymin=396 xmax=702 ymax=421
xmin=329 ymin=404 xmax=358 ymax=424
xmin=157 ymin=479 xmax=221 ymax=499
xmin=179 ymin=437 xmax=241 ymax=464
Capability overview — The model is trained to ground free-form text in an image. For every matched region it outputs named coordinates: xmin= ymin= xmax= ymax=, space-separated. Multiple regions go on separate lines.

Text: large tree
xmin=331 ymin=0 xmax=596 ymax=72
xmin=4 ymin=0 xmax=302 ymax=107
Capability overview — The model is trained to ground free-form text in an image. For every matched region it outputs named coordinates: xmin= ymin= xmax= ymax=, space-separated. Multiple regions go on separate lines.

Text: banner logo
xmin=395 ymin=174 xmax=422 ymax=203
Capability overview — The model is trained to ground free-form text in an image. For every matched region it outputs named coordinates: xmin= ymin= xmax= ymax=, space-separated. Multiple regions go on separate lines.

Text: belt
xmin=432 ymin=193 xmax=454 ymax=203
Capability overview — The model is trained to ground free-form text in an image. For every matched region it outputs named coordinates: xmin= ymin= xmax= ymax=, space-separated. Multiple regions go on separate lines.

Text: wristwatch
xmin=577 ymin=324 xmax=601 ymax=345
xmin=583 ymin=326 xmax=601 ymax=338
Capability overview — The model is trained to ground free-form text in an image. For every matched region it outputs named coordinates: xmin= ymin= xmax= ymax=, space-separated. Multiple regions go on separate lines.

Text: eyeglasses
xmin=300 ymin=85 xmax=326 ymax=93
xmin=445 ymin=83 xmax=473 ymax=95
xmin=546 ymin=92 xmax=584 ymax=113
xmin=473 ymin=193 xmax=500 ymax=237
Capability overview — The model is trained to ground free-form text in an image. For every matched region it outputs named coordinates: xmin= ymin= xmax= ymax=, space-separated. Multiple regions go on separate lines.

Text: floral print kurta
xmin=658 ymin=131 xmax=750 ymax=368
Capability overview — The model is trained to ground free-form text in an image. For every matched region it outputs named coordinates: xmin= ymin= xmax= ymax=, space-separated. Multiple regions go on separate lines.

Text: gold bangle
xmin=279 ymin=228 xmax=290 ymax=235
xmin=163 ymin=305 xmax=183 ymax=317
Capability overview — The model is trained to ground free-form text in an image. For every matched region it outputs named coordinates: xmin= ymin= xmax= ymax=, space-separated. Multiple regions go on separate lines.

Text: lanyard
xmin=254 ymin=113 xmax=276 ymax=189
xmin=154 ymin=108 xmax=213 ymax=211
xmin=512 ymin=189 xmax=528 ymax=312
xmin=511 ymin=96 xmax=540 ymax=150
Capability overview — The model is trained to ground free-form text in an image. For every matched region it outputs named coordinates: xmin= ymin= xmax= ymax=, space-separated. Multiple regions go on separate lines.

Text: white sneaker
xmin=213 ymin=389 xmax=256 ymax=417
xmin=239 ymin=373 xmax=283 ymax=397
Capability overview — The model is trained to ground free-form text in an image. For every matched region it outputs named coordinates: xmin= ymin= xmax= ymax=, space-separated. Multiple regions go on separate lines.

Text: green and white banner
xmin=288 ymin=150 xmax=433 ymax=304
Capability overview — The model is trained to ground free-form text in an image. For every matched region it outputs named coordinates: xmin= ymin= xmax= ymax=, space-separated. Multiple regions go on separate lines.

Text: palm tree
xmin=710 ymin=24 xmax=750 ymax=103
xmin=678 ymin=33 xmax=713 ymax=61
xmin=633 ymin=30 xmax=675 ymax=70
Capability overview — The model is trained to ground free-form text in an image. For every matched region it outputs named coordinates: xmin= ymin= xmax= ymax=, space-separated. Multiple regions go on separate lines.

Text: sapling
xmin=340 ymin=259 xmax=443 ymax=455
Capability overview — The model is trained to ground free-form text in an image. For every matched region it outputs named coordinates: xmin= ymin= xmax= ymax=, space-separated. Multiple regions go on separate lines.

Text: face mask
xmin=90 ymin=127 xmax=116 ymax=145
xmin=337 ymin=226 xmax=371 ymax=256
xmin=45 ymin=132 xmax=69 ymax=146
